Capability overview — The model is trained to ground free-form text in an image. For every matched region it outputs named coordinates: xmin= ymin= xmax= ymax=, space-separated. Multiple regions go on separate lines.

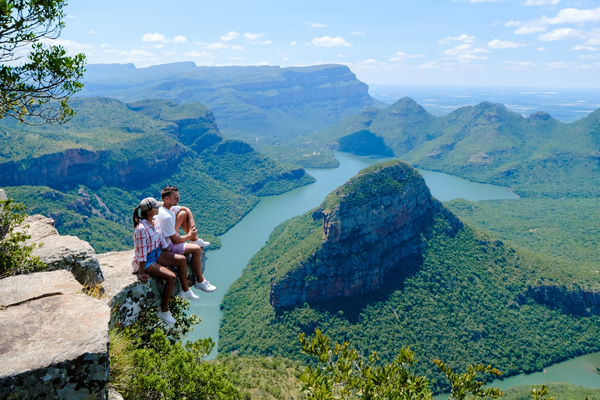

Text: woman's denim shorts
xmin=145 ymin=248 xmax=162 ymax=269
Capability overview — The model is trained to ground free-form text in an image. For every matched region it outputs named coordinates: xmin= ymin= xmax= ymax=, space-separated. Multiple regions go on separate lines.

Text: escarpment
xmin=269 ymin=160 xmax=461 ymax=309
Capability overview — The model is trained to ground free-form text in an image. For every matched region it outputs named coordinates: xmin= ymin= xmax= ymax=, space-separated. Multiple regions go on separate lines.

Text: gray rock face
xmin=15 ymin=215 xmax=104 ymax=285
xmin=0 ymin=271 xmax=110 ymax=400
xmin=0 ymin=270 xmax=81 ymax=307
xmin=99 ymin=249 xmax=205 ymax=327
xmin=270 ymin=161 xmax=462 ymax=309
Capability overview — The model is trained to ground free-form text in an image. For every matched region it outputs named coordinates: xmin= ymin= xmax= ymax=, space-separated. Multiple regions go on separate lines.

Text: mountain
xmin=219 ymin=160 xmax=600 ymax=392
xmin=0 ymin=97 xmax=314 ymax=252
xmin=293 ymin=98 xmax=600 ymax=197
xmin=78 ymin=63 xmax=385 ymax=150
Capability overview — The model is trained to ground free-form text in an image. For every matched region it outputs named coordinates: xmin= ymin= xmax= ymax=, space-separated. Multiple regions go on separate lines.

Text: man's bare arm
xmin=168 ymin=226 xmax=197 ymax=244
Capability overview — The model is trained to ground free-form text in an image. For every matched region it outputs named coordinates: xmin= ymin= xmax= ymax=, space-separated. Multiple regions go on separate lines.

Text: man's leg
xmin=184 ymin=243 xmax=216 ymax=292
xmin=175 ymin=209 xmax=195 ymax=235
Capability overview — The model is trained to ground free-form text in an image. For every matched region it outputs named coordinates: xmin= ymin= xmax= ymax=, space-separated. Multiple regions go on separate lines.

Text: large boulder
xmin=14 ymin=215 xmax=104 ymax=285
xmin=99 ymin=249 xmax=205 ymax=327
xmin=0 ymin=270 xmax=110 ymax=399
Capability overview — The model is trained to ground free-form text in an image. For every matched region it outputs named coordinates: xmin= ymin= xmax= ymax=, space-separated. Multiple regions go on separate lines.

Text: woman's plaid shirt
xmin=132 ymin=219 xmax=168 ymax=269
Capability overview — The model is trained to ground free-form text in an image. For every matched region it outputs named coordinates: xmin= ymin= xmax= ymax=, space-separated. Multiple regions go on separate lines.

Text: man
xmin=155 ymin=185 xmax=216 ymax=292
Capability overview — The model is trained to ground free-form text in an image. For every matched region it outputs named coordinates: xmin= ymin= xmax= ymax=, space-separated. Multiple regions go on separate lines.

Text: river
xmin=187 ymin=152 xmax=599 ymax=389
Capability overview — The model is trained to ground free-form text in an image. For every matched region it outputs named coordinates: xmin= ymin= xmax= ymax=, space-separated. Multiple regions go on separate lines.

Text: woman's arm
xmin=138 ymin=261 xmax=149 ymax=283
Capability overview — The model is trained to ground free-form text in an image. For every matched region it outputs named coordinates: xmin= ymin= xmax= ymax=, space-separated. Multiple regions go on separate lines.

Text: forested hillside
xmin=291 ymin=97 xmax=600 ymax=197
xmin=219 ymin=161 xmax=600 ymax=393
xmin=0 ymin=98 xmax=314 ymax=252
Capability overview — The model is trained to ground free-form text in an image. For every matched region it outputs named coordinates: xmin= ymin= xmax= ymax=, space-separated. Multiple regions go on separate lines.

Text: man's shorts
xmin=166 ymin=242 xmax=186 ymax=255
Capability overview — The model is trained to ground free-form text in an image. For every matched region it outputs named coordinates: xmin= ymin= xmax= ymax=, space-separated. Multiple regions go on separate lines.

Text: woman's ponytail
xmin=132 ymin=206 xmax=142 ymax=228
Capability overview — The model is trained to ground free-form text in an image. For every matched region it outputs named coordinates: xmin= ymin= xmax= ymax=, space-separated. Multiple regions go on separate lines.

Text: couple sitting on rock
xmin=132 ymin=185 xmax=216 ymax=325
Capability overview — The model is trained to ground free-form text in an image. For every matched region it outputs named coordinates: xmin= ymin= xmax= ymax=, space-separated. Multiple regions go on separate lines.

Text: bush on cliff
xmin=110 ymin=297 xmax=240 ymax=400
xmin=0 ymin=199 xmax=44 ymax=278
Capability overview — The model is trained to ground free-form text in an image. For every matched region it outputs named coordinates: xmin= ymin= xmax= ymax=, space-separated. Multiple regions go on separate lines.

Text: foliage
xmin=446 ymin=198 xmax=600 ymax=282
xmin=219 ymin=200 xmax=600 ymax=393
xmin=217 ymin=354 xmax=306 ymax=400
xmin=0 ymin=0 xmax=86 ymax=124
xmin=299 ymin=329 xmax=502 ymax=400
xmin=502 ymin=383 xmax=600 ymax=400
xmin=0 ymin=199 xmax=44 ymax=277
xmin=293 ymin=98 xmax=600 ymax=198
xmin=110 ymin=297 xmax=239 ymax=400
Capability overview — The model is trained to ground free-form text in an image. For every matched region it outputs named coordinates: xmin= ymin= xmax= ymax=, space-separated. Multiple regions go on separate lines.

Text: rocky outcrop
xmin=15 ymin=215 xmax=104 ymax=285
xmin=0 ymin=144 xmax=189 ymax=190
xmin=270 ymin=160 xmax=461 ymax=309
xmin=99 ymin=249 xmax=205 ymax=327
xmin=524 ymin=284 xmax=600 ymax=316
xmin=0 ymin=270 xmax=110 ymax=399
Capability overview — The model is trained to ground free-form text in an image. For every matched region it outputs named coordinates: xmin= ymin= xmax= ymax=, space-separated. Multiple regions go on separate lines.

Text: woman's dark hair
xmin=132 ymin=206 xmax=149 ymax=228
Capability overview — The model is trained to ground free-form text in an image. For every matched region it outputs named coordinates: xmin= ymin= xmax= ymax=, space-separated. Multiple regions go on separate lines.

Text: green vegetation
xmin=502 ymin=383 xmax=600 ymax=400
xmin=217 ymin=355 xmax=305 ymax=400
xmin=1 ymin=97 xmax=315 ymax=252
xmin=294 ymin=98 xmax=600 ymax=197
xmin=79 ymin=64 xmax=382 ymax=145
xmin=0 ymin=0 xmax=85 ymax=125
xmin=0 ymin=200 xmax=44 ymax=277
xmin=110 ymin=297 xmax=239 ymax=400
xmin=299 ymin=329 xmax=502 ymax=400
xmin=445 ymin=198 xmax=600 ymax=272
xmin=220 ymin=197 xmax=600 ymax=393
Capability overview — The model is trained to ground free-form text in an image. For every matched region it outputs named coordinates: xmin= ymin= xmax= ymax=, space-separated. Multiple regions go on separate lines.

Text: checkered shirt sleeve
xmin=134 ymin=222 xmax=151 ymax=263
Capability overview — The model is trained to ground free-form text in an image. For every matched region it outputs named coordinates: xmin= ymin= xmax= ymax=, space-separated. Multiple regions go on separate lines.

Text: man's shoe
xmin=178 ymin=289 xmax=199 ymax=301
xmin=195 ymin=279 xmax=217 ymax=292
xmin=157 ymin=310 xmax=176 ymax=325
xmin=191 ymin=239 xmax=210 ymax=248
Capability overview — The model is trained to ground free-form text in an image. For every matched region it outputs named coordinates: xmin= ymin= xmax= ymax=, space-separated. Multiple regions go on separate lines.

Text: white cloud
xmin=515 ymin=26 xmax=547 ymax=35
xmin=42 ymin=39 xmax=93 ymax=55
xmin=311 ymin=36 xmax=352 ymax=47
xmin=231 ymin=45 xmax=244 ymax=50
xmin=419 ymin=62 xmax=440 ymax=69
xmin=142 ymin=33 xmax=168 ymax=43
xmin=173 ymin=36 xmax=187 ymax=43
xmin=66 ymin=14 xmax=76 ymax=18
xmin=438 ymin=34 xmax=476 ymax=44
xmin=89 ymin=30 xmax=99 ymax=34
xmin=488 ymin=39 xmax=525 ymax=49
xmin=282 ymin=57 xmax=291 ymax=60
xmin=336 ymin=54 xmax=348 ymax=57
xmin=362 ymin=59 xmax=379 ymax=64
xmin=574 ymin=44 xmax=600 ymax=51
xmin=539 ymin=28 xmax=583 ymax=41
xmin=103 ymin=49 xmax=119 ymax=53
xmin=118 ymin=49 xmax=157 ymax=62
xmin=523 ymin=0 xmax=560 ymax=5
xmin=508 ymin=7 xmax=600 ymax=35
xmin=100 ymin=43 xmax=109 ymax=48
xmin=221 ymin=31 xmax=240 ymax=41
xmin=261 ymin=40 xmax=273 ymax=45
xmin=205 ymin=42 xmax=229 ymax=49
xmin=546 ymin=61 xmax=567 ymax=68
xmin=306 ymin=22 xmax=327 ymax=28
xmin=151 ymin=44 xmax=164 ymax=49
xmin=290 ymin=41 xmax=297 ymax=46
xmin=184 ymin=51 xmax=214 ymax=58
xmin=443 ymin=43 xmax=490 ymax=55
xmin=389 ymin=51 xmax=425 ymax=61
xmin=537 ymin=47 xmax=548 ymax=50
xmin=230 ymin=56 xmax=245 ymax=60
xmin=351 ymin=31 xmax=366 ymax=36
xmin=244 ymin=32 xmax=264 ymax=42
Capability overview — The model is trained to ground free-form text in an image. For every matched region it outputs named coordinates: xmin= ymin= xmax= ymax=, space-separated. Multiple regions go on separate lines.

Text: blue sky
xmin=58 ymin=0 xmax=600 ymax=87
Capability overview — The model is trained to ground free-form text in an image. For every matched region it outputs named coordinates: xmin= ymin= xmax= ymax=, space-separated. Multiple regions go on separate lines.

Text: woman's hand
xmin=139 ymin=271 xmax=150 ymax=284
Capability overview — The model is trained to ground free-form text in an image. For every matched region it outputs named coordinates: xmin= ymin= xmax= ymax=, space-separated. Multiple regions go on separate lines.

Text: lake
xmin=187 ymin=151 xmax=599 ymax=390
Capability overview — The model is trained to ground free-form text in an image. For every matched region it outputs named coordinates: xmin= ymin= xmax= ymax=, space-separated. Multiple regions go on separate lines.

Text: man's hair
xmin=161 ymin=185 xmax=179 ymax=200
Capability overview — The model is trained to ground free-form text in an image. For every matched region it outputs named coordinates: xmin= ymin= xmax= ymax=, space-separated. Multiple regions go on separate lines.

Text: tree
xmin=0 ymin=0 xmax=86 ymax=125
xmin=299 ymin=329 xmax=503 ymax=400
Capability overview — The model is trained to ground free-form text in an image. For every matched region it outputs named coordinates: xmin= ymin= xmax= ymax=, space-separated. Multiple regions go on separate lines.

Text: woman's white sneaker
xmin=178 ymin=289 xmax=199 ymax=301
xmin=195 ymin=279 xmax=217 ymax=292
xmin=156 ymin=310 xmax=176 ymax=325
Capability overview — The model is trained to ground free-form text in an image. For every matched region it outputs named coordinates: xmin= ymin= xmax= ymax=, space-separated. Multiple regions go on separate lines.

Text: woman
xmin=132 ymin=197 xmax=199 ymax=325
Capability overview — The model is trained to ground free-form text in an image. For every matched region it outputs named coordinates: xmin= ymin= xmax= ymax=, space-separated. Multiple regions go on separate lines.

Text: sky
xmin=57 ymin=0 xmax=600 ymax=87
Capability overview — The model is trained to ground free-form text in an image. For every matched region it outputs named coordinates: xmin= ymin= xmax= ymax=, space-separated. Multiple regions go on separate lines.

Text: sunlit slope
xmin=219 ymin=160 xmax=600 ymax=393
xmin=296 ymin=97 xmax=600 ymax=197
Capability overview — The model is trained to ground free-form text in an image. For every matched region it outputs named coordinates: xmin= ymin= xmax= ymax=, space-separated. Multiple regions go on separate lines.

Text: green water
xmin=185 ymin=152 xmax=600 ymax=390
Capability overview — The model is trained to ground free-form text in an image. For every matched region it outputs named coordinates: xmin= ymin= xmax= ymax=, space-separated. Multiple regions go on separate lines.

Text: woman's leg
xmin=145 ymin=263 xmax=176 ymax=312
xmin=157 ymin=251 xmax=189 ymax=291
